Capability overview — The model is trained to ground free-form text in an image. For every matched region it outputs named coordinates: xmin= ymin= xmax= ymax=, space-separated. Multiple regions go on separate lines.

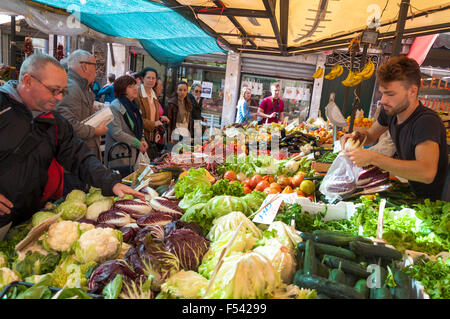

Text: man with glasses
xmin=0 ymin=53 xmax=144 ymax=237
xmin=55 ymin=49 xmax=108 ymax=195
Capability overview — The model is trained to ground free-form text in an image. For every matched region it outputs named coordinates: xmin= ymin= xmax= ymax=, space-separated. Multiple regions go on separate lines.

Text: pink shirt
xmin=158 ymin=102 xmax=164 ymax=116
xmin=259 ymin=97 xmax=284 ymax=123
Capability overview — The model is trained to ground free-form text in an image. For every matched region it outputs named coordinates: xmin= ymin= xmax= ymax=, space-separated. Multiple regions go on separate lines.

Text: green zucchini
xmin=298 ymin=241 xmax=356 ymax=261
xmin=329 ymin=262 xmax=346 ymax=284
xmin=345 ymin=273 xmax=358 ymax=287
xmin=299 ymin=232 xmax=315 ymax=242
xmin=316 ymin=293 xmax=331 ymax=299
xmin=354 ymin=279 xmax=370 ymax=298
xmin=372 ymin=287 xmax=393 ymax=299
xmin=392 ymin=270 xmax=412 ymax=299
xmin=349 ymin=241 xmax=402 ymax=261
xmin=294 ymin=273 xmax=365 ymax=299
xmin=323 ymin=255 xmax=370 ymax=278
xmin=313 ymin=230 xmax=372 ymax=247
xmin=316 ymin=258 xmax=330 ymax=278
xmin=155 ymin=184 xmax=169 ymax=195
xmin=303 ymin=240 xmax=317 ymax=276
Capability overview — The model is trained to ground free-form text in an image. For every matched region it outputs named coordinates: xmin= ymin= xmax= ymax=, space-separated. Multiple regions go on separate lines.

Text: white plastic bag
xmin=134 ymin=151 xmax=150 ymax=171
xmin=319 ymin=153 xmax=362 ymax=203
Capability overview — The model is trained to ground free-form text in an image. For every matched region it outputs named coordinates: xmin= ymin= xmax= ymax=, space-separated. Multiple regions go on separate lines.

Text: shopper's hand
xmin=112 ymin=183 xmax=146 ymax=201
xmin=0 ymin=193 xmax=13 ymax=215
xmin=270 ymin=112 xmax=277 ymax=118
xmin=160 ymin=116 xmax=170 ymax=124
xmin=155 ymin=120 xmax=164 ymax=127
xmin=94 ymin=121 xmax=109 ymax=136
xmin=140 ymin=141 xmax=148 ymax=153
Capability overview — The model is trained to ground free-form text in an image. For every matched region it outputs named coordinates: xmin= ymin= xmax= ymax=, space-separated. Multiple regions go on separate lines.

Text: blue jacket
xmin=97 ymin=84 xmax=116 ymax=103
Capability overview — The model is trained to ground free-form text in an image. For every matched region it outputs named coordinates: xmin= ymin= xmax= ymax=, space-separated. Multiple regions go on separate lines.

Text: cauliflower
xmin=45 ymin=221 xmax=81 ymax=252
xmin=79 ymin=223 xmax=95 ymax=232
xmin=0 ymin=267 xmax=21 ymax=290
xmin=74 ymin=228 xmax=122 ymax=264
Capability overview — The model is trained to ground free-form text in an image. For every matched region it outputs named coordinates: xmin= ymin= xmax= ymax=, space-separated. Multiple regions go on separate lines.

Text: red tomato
xmin=255 ymin=180 xmax=270 ymax=192
xmin=263 ymin=175 xmax=275 ymax=184
xmin=307 ymin=195 xmax=315 ymax=201
xmin=224 ymin=170 xmax=237 ymax=181
xmin=250 ymin=174 xmax=263 ymax=187
xmin=243 ymin=186 xmax=252 ymax=194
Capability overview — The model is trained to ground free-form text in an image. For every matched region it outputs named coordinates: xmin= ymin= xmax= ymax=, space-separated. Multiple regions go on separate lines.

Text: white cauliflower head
xmin=45 ymin=220 xmax=81 ymax=252
xmin=74 ymin=228 xmax=122 ymax=264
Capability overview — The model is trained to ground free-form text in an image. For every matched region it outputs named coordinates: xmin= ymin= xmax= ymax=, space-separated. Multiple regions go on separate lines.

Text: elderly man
xmin=55 ymin=50 xmax=109 ymax=195
xmin=0 ymin=53 xmax=143 ymax=234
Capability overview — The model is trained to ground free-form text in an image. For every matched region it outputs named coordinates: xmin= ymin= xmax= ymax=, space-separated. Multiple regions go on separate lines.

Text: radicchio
xmin=165 ymin=228 xmax=209 ymax=271
xmin=87 ymin=259 xmax=137 ymax=294
xmin=113 ymin=199 xmax=152 ymax=219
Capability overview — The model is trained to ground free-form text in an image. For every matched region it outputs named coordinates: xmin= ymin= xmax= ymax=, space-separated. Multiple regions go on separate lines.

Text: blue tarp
xmin=32 ymin=0 xmax=225 ymax=64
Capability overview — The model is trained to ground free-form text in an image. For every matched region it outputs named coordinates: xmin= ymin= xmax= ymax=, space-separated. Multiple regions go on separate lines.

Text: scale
xmin=325 ymin=93 xmax=347 ymax=150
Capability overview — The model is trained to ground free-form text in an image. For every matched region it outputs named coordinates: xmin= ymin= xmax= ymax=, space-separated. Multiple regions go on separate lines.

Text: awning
xmin=160 ymin=0 xmax=450 ymax=56
xmin=0 ymin=0 xmax=224 ymax=64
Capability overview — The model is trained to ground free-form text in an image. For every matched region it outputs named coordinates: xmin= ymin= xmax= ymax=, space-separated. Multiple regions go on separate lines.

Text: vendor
xmin=341 ymin=56 xmax=448 ymax=200
xmin=0 ymin=53 xmax=144 ymax=230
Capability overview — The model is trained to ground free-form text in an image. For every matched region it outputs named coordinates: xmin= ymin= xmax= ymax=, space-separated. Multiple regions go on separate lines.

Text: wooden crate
xmin=312 ymin=161 xmax=332 ymax=173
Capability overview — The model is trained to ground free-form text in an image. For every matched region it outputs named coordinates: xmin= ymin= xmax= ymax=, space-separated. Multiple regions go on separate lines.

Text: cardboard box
xmin=122 ymin=164 xmax=154 ymax=186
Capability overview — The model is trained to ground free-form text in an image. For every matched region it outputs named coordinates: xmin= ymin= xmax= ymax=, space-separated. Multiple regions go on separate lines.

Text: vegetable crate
xmin=312 ymin=161 xmax=332 ymax=173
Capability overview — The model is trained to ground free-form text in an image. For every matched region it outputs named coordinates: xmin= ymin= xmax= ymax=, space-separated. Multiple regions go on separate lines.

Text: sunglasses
xmin=80 ymin=61 xmax=98 ymax=69
xmin=194 ymin=90 xmax=202 ymax=93
xmin=29 ymin=74 xmax=68 ymax=96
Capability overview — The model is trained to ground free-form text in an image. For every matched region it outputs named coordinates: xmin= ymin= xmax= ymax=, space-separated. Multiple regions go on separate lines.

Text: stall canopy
xmin=160 ymin=0 xmax=450 ymax=56
xmin=0 ymin=0 xmax=224 ymax=64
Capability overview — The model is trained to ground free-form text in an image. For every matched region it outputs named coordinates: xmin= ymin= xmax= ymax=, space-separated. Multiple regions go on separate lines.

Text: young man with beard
xmin=341 ymin=56 xmax=448 ymax=200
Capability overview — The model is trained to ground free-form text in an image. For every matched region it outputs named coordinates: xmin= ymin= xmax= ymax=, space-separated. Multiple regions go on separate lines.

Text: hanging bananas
xmin=312 ymin=67 xmax=324 ymax=78
xmin=324 ymin=64 xmax=344 ymax=80
xmin=341 ymin=70 xmax=363 ymax=87
xmin=357 ymin=58 xmax=375 ymax=80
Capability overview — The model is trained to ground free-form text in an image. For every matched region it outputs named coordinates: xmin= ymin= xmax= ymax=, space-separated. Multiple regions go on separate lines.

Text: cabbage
xmin=65 ymin=189 xmax=87 ymax=203
xmin=85 ymin=199 xmax=114 ymax=221
xmin=253 ymin=238 xmax=297 ymax=284
xmin=165 ymin=229 xmax=209 ymax=271
xmin=198 ymin=230 xmax=258 ymax=279
xmin=267 ymin=221 xmax=302 ymax=251
xmin=207 ymin=211 xmax=263 ymax=242
xmin=32 ymin=211 xmax=57 ymax=227
xmin=55 ymin=201 xmax=87 ymax=221
xmin=205 ymin=251 xmax=281 ymax=299
xmin=74 ymin=228 xmax=123 ymax=264
xmin=51 ymin=255 xmax=97 ymax=289
xmin=241 ymin=191 xmax=267 ymax=212
xmin=0 ymin=267 xmax=21 ymax=290
xmin=158 ymin=270 xmax=209 ymax=299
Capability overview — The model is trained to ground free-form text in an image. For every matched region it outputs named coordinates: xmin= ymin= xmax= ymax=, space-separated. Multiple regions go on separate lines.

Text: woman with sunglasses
xmin=188 ymin=83 xmax=204 ymax=126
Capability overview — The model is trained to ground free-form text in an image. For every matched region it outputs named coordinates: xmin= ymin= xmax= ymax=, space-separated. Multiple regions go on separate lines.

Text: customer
xmin=105 ymin=75 xmax=148 ymax=176
xmin=97 ymin=73 xmax=116 ymax=103
xmin=188 ymin=83 xmax=206 ymax=129
xmin=257 ymin=83 xmax=284 ymax=124
xmin=55 ymin=49 xmax=108 ymax=195
xmin=235 ymin=87 xmax=256 ymax=124
xmin=154 ymin=77 xmax=165 ymax=116
xmin=0 ymin=53 xmax=143 ymax=229
xmin=166 ymin=81 xmax=192 ymax=142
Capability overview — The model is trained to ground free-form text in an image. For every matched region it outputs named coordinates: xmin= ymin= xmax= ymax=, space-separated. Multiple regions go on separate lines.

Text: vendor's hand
xmin=155 ymin=120 xmax=163 ymax=127
xmin=340 ymin=131 xmax=365 ymax=149
xmin=94 ymin=121 xmax=109 ymax=136
xmin=160 ymin=116 xmax=170 ymax=124
xmin=343 ymin=148 xmax=376 ymax=167
xmin=140 ymin=141 xmax=148 ymax=153
xmin=112 ymin=183 xmax=146 ymax=201
xmin=0 ymin=193 xmax=13 ymax=215
xmin=270 ymin=112 xmax=277 ymax=118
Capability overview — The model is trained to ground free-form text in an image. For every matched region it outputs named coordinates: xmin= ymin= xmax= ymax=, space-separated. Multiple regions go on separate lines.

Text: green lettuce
xmin=174 ymin=168 xmax=211 ymax=198
xmin=178 ymin=185 xmax=213 ymax=210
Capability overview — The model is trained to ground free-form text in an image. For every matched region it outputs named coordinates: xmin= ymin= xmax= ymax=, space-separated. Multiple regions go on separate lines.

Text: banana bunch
xmin=324 ymin=64 xmax=344 ymax=80
xmin=357 ymin=58 xmax=375 ymax=80
xmin=342 ymin=70 xmax=363 ymax=87
xmin=312 ymin=67 xmax=324 ymax=79
xmin=147 ymin=171 xmax=172 ymax=187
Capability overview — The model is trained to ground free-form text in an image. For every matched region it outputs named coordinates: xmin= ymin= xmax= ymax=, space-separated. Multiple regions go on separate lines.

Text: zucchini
xmin=329 ymin=262 xmax=346 ymax=284
xmin=316 ymin=258 xmax=330 ymax=278
xmin=372 ymin=287 xmax=393 ymax=299
xmin=298 ymin=241 xmax=356 ymax=261
xmin=323 ymin=255 xmax=370 ymax=278
xmin=313 ymin=230 xmax=372 ymax=247
xmin=392 ymin=270 xmax=412 ymax=299
xmin=299 ymin=232 xmax=315 ymax=242
xmin=354 ymin=279 xmax=370 ymax=298
xmin=303 ymin=240 xmax=317 ymax=276
xmin=294 ymin=273 xmax=365 ymax=299
xmin=349 ymin=241 xmax=402 ymax=261
xmin=316 ymin=293 xmax=331 ymax=299
xmin=345 ymin=273 xmax=358 ymax=287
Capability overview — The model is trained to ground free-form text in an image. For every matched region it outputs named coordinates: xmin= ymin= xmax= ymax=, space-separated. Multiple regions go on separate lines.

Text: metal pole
xmin=391 ymin=0 xmax=410 ymax=56
xmin=10 ymin=15 xmax=17 ymax=79
xmin=163 ymin=65 xmax=168 ymax=108
xmin=349 ymin=43 xmax=369 ymax=133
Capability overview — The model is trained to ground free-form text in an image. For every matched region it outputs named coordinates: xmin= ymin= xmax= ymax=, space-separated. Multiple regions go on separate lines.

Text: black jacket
xmin=0 ymin=86 xmax=122 ymax=226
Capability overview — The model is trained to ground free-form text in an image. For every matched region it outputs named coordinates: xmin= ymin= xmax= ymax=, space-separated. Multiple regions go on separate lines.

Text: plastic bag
xmin=134 ymin=151 xmax=150 ymax=170
xmin=319 ymin=153 xmax=362 ymax=203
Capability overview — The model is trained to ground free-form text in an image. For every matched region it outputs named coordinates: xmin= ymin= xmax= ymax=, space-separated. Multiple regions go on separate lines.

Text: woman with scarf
xmin=105 ymin=75 xmax=148 ymax=176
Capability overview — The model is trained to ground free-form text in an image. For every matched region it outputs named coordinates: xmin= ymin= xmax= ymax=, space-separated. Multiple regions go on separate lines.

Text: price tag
xmin=285 ymin=119 xmax=299 ymax=132
xmin=376 ymin=199 xmax=386 ymax=241
xmin=252 ymin=193 xmax=298 ymax=225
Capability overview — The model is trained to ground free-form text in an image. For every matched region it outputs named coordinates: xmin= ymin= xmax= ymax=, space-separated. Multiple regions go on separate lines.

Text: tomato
xmin=243 ymin=186 xmax=252 ymax=194
xmin=296 ymin=189 xmax=306 ymax=197
xmin=277 ymin=176 xmax=290 ymax=188
xmin=291 ymin=174 xmax=305 ymax=188
xmin=307 ymin=195 xmax=315 ymax=201
xmin=282 ymin=186 xmax=294 ymax=194
xmin=263 ymin=175 xmax=275 ymax=184
xmin=250 ymin=174 xmax=263 ymax=187
xmin=269 ymin=183 xmax=282 ymax=193
xmin=224 ymin=170 xmax=237 ymax=181
xmin=264 ymin=187 xmax=279 ymax=194
xmin=255 ymin=180 xmax=270 ymax=192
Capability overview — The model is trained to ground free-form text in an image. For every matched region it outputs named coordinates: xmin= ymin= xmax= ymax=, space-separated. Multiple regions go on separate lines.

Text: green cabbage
xmin=85 ymin=198 xmax=114 ymax=221
xmin=65 ymin=189 xmax=87 ymax=203
xmin=86 ymin=191 xmax=110 ymax=206
xmin=207 ymin=211 xmax=263 ymax=242
xmin=204 ymin=251 xmax=281 ymax=299
xmin=266 ymin=221 xmax=302 ymax=251
xmin=55 ymin=201 xmax=87 ymax=221
xmin=157 ymin=270 xmax=209 ymax=299
xmin=32 ymin=211 xmax=57 ymax=227
xmin=241 ymin=191 xmax=267 ymax=213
